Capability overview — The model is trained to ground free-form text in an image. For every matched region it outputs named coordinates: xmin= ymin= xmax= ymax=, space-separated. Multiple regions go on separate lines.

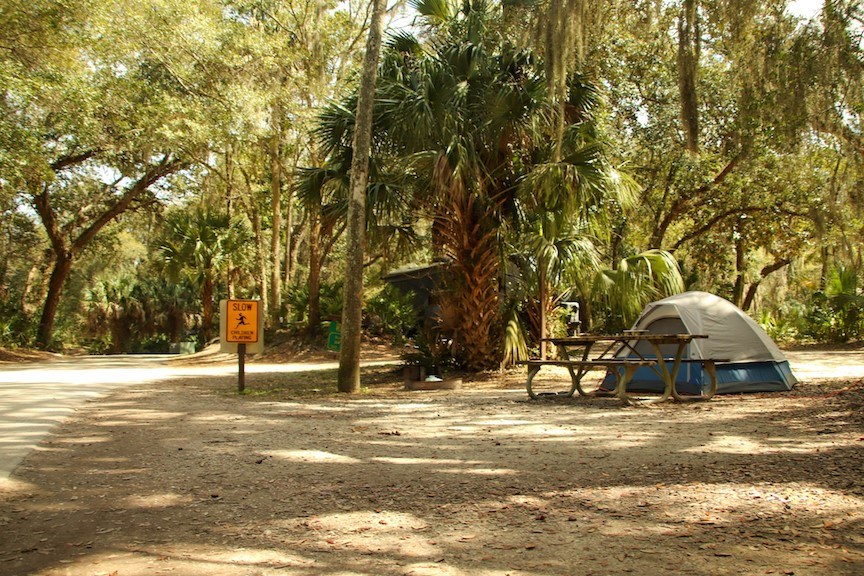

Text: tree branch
xmin=50 ymin=150 xmax=99 ymax=172
xmin=741 ymin=257 xmax=792 ymax=311
xmin=655 ymin=152 xmax=746 ymax=248
xmin=672 ymin=206 xmax=765 ymax=251
xmin=71 ymin=156 xmax=186 ymax=254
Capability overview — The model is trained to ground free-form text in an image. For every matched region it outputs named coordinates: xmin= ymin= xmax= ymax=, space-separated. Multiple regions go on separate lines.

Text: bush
xmin=365 ymin=285 xmax=418 ymax=345
xmin=801 ymin=290 xmax=864 ymax=343
xmin=758 ymin=308 xmax=800 ymax=345
xmin=0 ymin=301 xmax=36 ymax=348
xmin=284 ymin=281 xmax=344 ymax=325
xmin=401 ymin=321 xmax=455 ymax=375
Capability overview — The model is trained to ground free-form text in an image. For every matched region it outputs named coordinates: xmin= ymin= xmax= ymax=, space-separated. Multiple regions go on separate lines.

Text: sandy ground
xmin=0 ymin=348 xmax=862 ymax=576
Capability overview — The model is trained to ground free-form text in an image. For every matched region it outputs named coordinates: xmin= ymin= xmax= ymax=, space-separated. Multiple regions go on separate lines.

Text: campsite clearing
xmin=0 ymin=348 xmax=862 ymax=575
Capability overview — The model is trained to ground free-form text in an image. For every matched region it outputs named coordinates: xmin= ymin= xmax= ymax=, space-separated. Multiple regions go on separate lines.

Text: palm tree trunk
xmin=438 ymin=192 xmax=502 ymax=371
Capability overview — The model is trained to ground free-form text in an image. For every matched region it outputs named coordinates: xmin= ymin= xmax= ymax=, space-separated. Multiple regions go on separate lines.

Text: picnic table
xmin=522 ymin=332 xmax=721 ymax=404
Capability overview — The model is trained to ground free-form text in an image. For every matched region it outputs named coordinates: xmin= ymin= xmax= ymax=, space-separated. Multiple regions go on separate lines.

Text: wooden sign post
xmin=220 ymin=299 xmax=262 ymax=393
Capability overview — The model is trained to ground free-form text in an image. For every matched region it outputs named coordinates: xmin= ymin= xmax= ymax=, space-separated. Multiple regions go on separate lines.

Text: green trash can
xmin=326 ymin=321 xmax=341 ymax=351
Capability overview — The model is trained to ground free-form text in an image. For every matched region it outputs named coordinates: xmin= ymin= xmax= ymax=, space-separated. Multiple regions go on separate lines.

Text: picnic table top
xmin=541 ymin=332 xmax=708 ymax=345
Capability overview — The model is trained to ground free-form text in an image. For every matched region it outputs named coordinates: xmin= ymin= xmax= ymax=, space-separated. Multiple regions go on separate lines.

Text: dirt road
xmin=0 ymin=350 xmax=862 ymax=575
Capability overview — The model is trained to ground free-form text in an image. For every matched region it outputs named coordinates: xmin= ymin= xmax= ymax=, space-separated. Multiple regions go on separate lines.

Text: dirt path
xmin=0 ymin=351 xmax=862 ymax=575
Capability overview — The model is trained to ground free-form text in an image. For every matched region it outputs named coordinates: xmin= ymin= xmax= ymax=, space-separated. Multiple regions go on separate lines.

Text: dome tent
xmin=602 ymin=291 xmax=797 ymax=395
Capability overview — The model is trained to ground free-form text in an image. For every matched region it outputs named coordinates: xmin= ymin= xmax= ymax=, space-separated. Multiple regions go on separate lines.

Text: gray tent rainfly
xmin=602 ymin=291 xmax=798 ymax=395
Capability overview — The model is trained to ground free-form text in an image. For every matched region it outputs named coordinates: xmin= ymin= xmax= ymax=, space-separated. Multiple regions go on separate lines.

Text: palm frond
xmin=411 ymin=0 xmax=459 ymax=23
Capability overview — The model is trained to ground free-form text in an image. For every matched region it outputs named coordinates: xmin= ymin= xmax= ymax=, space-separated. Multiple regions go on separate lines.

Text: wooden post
xmin=238 ymin=343 xmax=246 ymax=393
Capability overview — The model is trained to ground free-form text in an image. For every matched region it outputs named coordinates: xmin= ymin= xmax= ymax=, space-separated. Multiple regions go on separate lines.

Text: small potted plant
xmin=401 ymin=322 xmax=460 ymax=390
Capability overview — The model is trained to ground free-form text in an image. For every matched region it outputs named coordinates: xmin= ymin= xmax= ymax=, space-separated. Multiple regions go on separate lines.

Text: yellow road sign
xmin=225 ymin=300 xmax=260 ymax=343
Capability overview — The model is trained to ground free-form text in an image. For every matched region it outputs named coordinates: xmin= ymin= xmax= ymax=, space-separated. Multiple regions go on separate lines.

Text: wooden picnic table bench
xmin=520 ymin=333 xmax=721 ymax=404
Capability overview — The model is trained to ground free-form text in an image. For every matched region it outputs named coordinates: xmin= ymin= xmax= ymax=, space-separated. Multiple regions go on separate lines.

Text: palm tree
xmin=818 ymin=265 xmax=864 ymax=342
xmin=154 ymin=207 xmax=251 ymax=344
xmin=514 ymin=80 xmax=638 ymax=354
xmin=591 ymin=249 xmax=685 ymax=333
xmin=310 ymin=0 xmax=635 ymax=369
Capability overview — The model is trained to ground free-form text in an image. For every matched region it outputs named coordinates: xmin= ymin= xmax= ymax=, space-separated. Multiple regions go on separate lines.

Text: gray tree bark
xmin=270 ymin=110 xmax=283 ymax=327
xmin=337 ymin=0 xmax=385 ymax=393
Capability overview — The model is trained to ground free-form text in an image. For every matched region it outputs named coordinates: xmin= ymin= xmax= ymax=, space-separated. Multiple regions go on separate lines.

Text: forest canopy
xmin=0 ymin=0 xmax=862 ymax=366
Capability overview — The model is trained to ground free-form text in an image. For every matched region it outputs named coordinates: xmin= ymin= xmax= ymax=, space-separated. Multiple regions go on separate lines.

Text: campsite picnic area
xmin=520 ymin=292 xmax=799 ymax=403
xmin=0 ymin=346 xmax=862 ymax=576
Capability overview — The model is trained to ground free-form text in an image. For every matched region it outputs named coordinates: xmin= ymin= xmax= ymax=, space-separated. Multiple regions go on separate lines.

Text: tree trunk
xmin=282 ymin=197 xmax=295 ymax=321
xmin=0 ymin=219 xmax=8 ymax=301
xmin=270 ymin=110 xmax=282 ymax=328
xmin=578 ymin=294 xmax=592 ymax=333
xmin=820 ymin=246 xmax=830 ymax=290
xmin=225 ymin=144 xmax=236 ymax=299
xmin=201 ymin=276 xmax=214 ymax=344
xmin=251 ymin=205 xmax=268 ymax=320
xmin=36 ymin=252 xmax=73 ymax=349
xmin=677 ymin=0 xmax=700 ymax=153
xmin=307 ymin=214 xmax=323 ymax=336
xmin=539 ymin=265 xmax=548 ymax=360
xmin=741 ymin=282 xmax=759 ymax=312
xmin=742 ymin=258 xmax=791 ymax=312
xmin=338 ymin=0 xmax=386 ymax=393
xmin=31 ymin=154 xmax=184 ymax=348
xmin=437 ymin=192 xmax=502 ymax=371
xmin=732 ymin=237 xmax=746 ymax=308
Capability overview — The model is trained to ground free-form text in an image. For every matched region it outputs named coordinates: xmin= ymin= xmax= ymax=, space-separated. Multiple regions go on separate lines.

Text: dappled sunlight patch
xmin=1 ymin=406 xmax=75 ymax=421
xmin=93 ymin=419 xmax=150 ymax=427
xmin=297 ymin=510 xmax=429 ymax=532
xmin=122 ymin=410 xmax=186 ymax=421
xmin=91 ymin=409 xmax=186 ymax=422
xmin=368 ymin=453 xmax=519 ymax=476
xmin=0 ymin=477 xmax=38 ymax=495
xmin=505 ymin=494 xmax=547 ymax=508
xmin=370 ymin=456 xmax=479 ymax=466
xmin=85 ymin=457 xmax=129 ymax=463
xmin=122 ymin=492 xmax=193 ymax=509
xmin=680 ymin=434 xmax=851 ymax=454
xmin=399 ymin=562 xmax=513 ymax=576
xmin=264 ymin=449 xmax=362 ymax=464
xmin=474 ymin=418 xmax=537 ymax=426
xmin=349 ymin=400 xmax=432 ymax=410
xmin=360 ymin=439 xmax=422 ymax=449
xmin=286 ymin=404 xmax=354 ymax=414
xmin=106 ymin=544 xmax=317 ymax=572
xmin=437 ymin=467 xmax=517 ymax=476
xmin=209 ymin=547 xmax=312 ymax=567
xmin=0 ymin=428 xmax=66 ymax=442
xmin=52 ymin=435 xmax=112 ymax=445
xmin=284 ymin=510 xmax=439 ymax=559
xmin=191 ymin=412 xmax=251 ymax=422
xmin=94 ymin=467 xmax=146 ymax=475
xmin=566 ymin=482 xmax=864 ymax=535
xmin=256 ymin=401 xmax=351 ymax=415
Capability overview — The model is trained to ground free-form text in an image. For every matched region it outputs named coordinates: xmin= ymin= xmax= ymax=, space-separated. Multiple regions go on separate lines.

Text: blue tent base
xmin=600 ymin=360 xmax=797 ymax=396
